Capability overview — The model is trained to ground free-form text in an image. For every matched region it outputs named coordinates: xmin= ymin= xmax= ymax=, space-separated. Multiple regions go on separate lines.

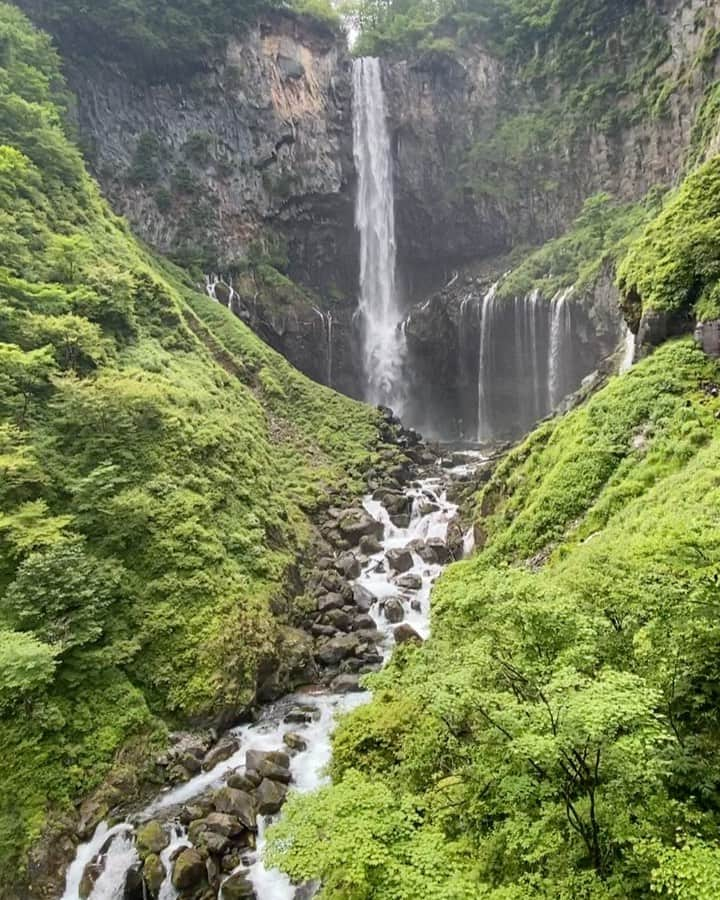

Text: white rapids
xmin=61 ymin=458 xmax=476 ymax=900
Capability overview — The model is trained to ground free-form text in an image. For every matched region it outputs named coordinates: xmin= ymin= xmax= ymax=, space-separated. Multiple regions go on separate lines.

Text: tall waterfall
xmin=352 ymin=57 xmax=405 ymax=412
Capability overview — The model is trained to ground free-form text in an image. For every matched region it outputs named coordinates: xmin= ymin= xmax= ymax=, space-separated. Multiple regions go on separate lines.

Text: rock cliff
xmin=22 ymin=0 xmax=720 ymax=436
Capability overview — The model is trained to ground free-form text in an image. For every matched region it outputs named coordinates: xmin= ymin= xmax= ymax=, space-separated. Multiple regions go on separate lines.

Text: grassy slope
xmin=268 ymin=340 xmax=720 ymax=898
xmin=0 ymin=3 xmax=379 ymax=886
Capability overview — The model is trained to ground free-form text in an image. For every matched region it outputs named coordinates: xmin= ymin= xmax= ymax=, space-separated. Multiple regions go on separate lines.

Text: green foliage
xmin=0 ymin=629 xmax=56 ymax=712
xmin=15 ymin=0 xmax=340 ymax=70
xmin=617 ymin=157 xmax=720 ymax=321
xmin=269 ymin=340 xmax=720 ymax=898
xmin=0 ymin=5 xmax=381 ymax=887
xmin=496 ymin=192 xmax=661 ymax=301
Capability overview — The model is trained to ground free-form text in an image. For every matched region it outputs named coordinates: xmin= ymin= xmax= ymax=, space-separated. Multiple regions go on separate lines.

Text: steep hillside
xmin=0 ymin=5 xmax=385 ymax=892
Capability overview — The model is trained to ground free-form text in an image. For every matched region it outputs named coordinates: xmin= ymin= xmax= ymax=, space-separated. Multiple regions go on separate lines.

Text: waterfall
xmin=619 ymin=327 xmax=635 ymax=373
xmin=476 ymin=283 xmax=498 ymax=442
xmin=549 ymin=286 xmax=574 ymax=407
xmin=352 ymin=57 xmax=405 ymax=413
xmin=476 ymin=283 xmax=580 ymax=442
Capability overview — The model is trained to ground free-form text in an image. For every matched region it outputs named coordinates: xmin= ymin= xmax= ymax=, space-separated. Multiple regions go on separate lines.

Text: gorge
xmin=3 ymin=1 xmax=720 ymax=899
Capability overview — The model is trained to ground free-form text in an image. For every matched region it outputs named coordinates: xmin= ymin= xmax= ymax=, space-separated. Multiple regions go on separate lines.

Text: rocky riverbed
xmin=60 ymin=436 xmax=489 ymax=900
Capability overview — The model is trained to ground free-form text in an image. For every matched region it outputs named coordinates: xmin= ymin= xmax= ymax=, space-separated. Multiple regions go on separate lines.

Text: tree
xmin=0 ymin=629 xmax=57 ymax=712
xmin=2 ymin=538 xmax=125 ymax=650
xmin=0 ymin=342 xmax=56 ymax=425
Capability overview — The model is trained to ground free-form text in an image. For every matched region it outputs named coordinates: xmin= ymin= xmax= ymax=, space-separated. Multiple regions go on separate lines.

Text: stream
xmin=60 ymin=456 xmax=476 ymax=900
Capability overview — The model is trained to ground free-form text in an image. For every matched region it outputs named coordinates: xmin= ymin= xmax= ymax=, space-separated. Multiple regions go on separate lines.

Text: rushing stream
xmin=61 ymin=458 xmax=472 ymax=900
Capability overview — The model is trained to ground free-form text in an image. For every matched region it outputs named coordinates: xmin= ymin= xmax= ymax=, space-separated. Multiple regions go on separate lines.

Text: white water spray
xmin=352 ymin=57 xmax=405 ymax=412
xmin=549 ymin=286 xmax=574 ymax=407
xmin=476 ymin=282 xmax=498 ymax=442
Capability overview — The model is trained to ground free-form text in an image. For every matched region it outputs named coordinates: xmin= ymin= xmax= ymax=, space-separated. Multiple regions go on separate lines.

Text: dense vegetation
xmin=0 ymin=4 xmax=381 ymax=889
xmin=618 ymin=157 xmax=720 ymax=323
xmin=268 ymin=339 xmax=720 ymax=898
xmin=14 ymin=0 xmax=340 ymax=69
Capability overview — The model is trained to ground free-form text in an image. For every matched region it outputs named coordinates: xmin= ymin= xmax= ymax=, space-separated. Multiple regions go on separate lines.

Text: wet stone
xmin=255 ymin=778 xmax=288 ymax=815
xmin=383 ymin=597 xmax=405 ymax=624
xmin=352 ymin=584 xmax=376 ymax=612
xmin=386 ymin=548 xmax=413 ymax=573
xmin=283 ymin=732 xmax=308 ymax=752
xmin=331 ymin=673 xmax=362 ymax=693
xmin=202 ymin=737 xmax=239 ymax=771
xmin=395 ymin=572 xmax=422 ymax=591
xmin=394 ymin=623 xmax=423 ymax=645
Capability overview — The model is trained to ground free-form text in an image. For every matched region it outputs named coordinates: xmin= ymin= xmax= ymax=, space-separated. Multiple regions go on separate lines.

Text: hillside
xmin=0 ymin=4 xmax=384 ymax=892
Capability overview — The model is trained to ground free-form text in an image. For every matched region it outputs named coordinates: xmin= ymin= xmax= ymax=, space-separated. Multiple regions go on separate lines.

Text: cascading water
xmin=476 ymin=284 xmax=581 ymax=442
xmin=549 ymin=286 xmax=575 ymax=408
xmin=476 ymin=283 xmax=498 ymax=442
xmin=60 ymin=456 xmax=480 ymax=900
xmin=352 ymin=57 xmax=405 ymax=413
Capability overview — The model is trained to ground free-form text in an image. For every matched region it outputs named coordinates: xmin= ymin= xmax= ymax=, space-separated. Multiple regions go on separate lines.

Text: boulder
xmin=395 ymin=572 xmax=422 ymax=591
xmin=284 ymin=706 xmax=319 ymax=725
xmin=200 ymin=830 xmax=230 ymax=855
xmin=322 ymin=608 xmax=352 ymax=632
xmin=385 ymin=548 xmax=413 ymax=573
xmin=222 ymin=870 xmax=257 ymax=899
xmin=352 ymin=584 xmax=376 ymax=612
xmin=255 ymin=778 xmax=288 ymax=815
xmin=417 ymin=539 xmax=451 ymax=564
xmin=335 ymin=553 xmax=361 ymax=579
xmin=294 ymin=880 xmax=322 ymax=899
xmin=359 ymin=534 xmax=383 ymax=555
xmin=202 ymin=737 xmax=240 ymax=771
xmin=317 ymin=592 xmax=344 ymax=613
xmin=330 ymin=673 xmax=362 ymax=693
xmin=394 ymin=624 xmax=423 ymax=645
xmin=315 ymin=633 xmax=359 ymax=665
xmin=311 ymin=624 xmax=337 ymax=637
xmin=283 ymin=732 xmax=308 ymax=752
xmin=226 ymin=771 xmax=262 ymax=792
xmin=204 ymin=812 xmax=245 ymax=837
xmin=142 ymin=854 xmax=165 ymax=896
xmin=383 ymin=598 xmax=405 ymax=624
xmin=179 ymin=803 xmax=207 ymax=825
xmin=171 ymin=848 xmax=206 ymax=890
xmin=338 ymin=510 xmax=384 ymax=545
xmin=246 ymin=749 xmax=290 ymax=771
xmin=352 ymin=613 xmax=376 ymax=631
xmin=136 ymin=821 xmax=169 ymax=858
xmin=256 ymin=758 xmax=292 ymax=784
xmin=79 ymin=861 xmax=102 ymax=899
xmin=125 ymin=864 xmax=145 ymax=900
xmin=212 ymin=787 xmax=257 ymax=830
xmin=178 ymin=752 xmax=202 ymax=774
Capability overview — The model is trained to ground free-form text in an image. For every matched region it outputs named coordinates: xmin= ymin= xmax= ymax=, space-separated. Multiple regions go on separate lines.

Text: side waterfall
xmin=352 ymin=57 xmax=405 ymax=412
xmin=476 ymin=285 xmax=578 ymax=441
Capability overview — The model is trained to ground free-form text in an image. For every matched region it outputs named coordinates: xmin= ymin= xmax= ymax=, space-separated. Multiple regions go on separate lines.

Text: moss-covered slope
xmin=0 ymin=3 xmax=380 ymax=886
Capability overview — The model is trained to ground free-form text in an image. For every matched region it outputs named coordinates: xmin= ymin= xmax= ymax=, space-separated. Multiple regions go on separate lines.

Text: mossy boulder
xmin=142 ymin=854 xmax=165 ymax=896
xmin=136 ymin=821 xmax=168 ymax=858
xmin=171 ymin=848 xmax=206 ymax=890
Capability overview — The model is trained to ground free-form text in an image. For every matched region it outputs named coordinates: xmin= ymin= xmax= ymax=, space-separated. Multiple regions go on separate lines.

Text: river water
xmin=60 ymin=457 xmax=474 ymax=900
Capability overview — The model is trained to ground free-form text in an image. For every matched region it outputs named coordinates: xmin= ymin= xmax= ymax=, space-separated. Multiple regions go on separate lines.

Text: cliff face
xmin=28 ymin=0 xmax=720 ymax=436
xmin=50 ymin=10 xmax=366 ymax=398
xmin=384 ymin=0 xmax=718 ymax=288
